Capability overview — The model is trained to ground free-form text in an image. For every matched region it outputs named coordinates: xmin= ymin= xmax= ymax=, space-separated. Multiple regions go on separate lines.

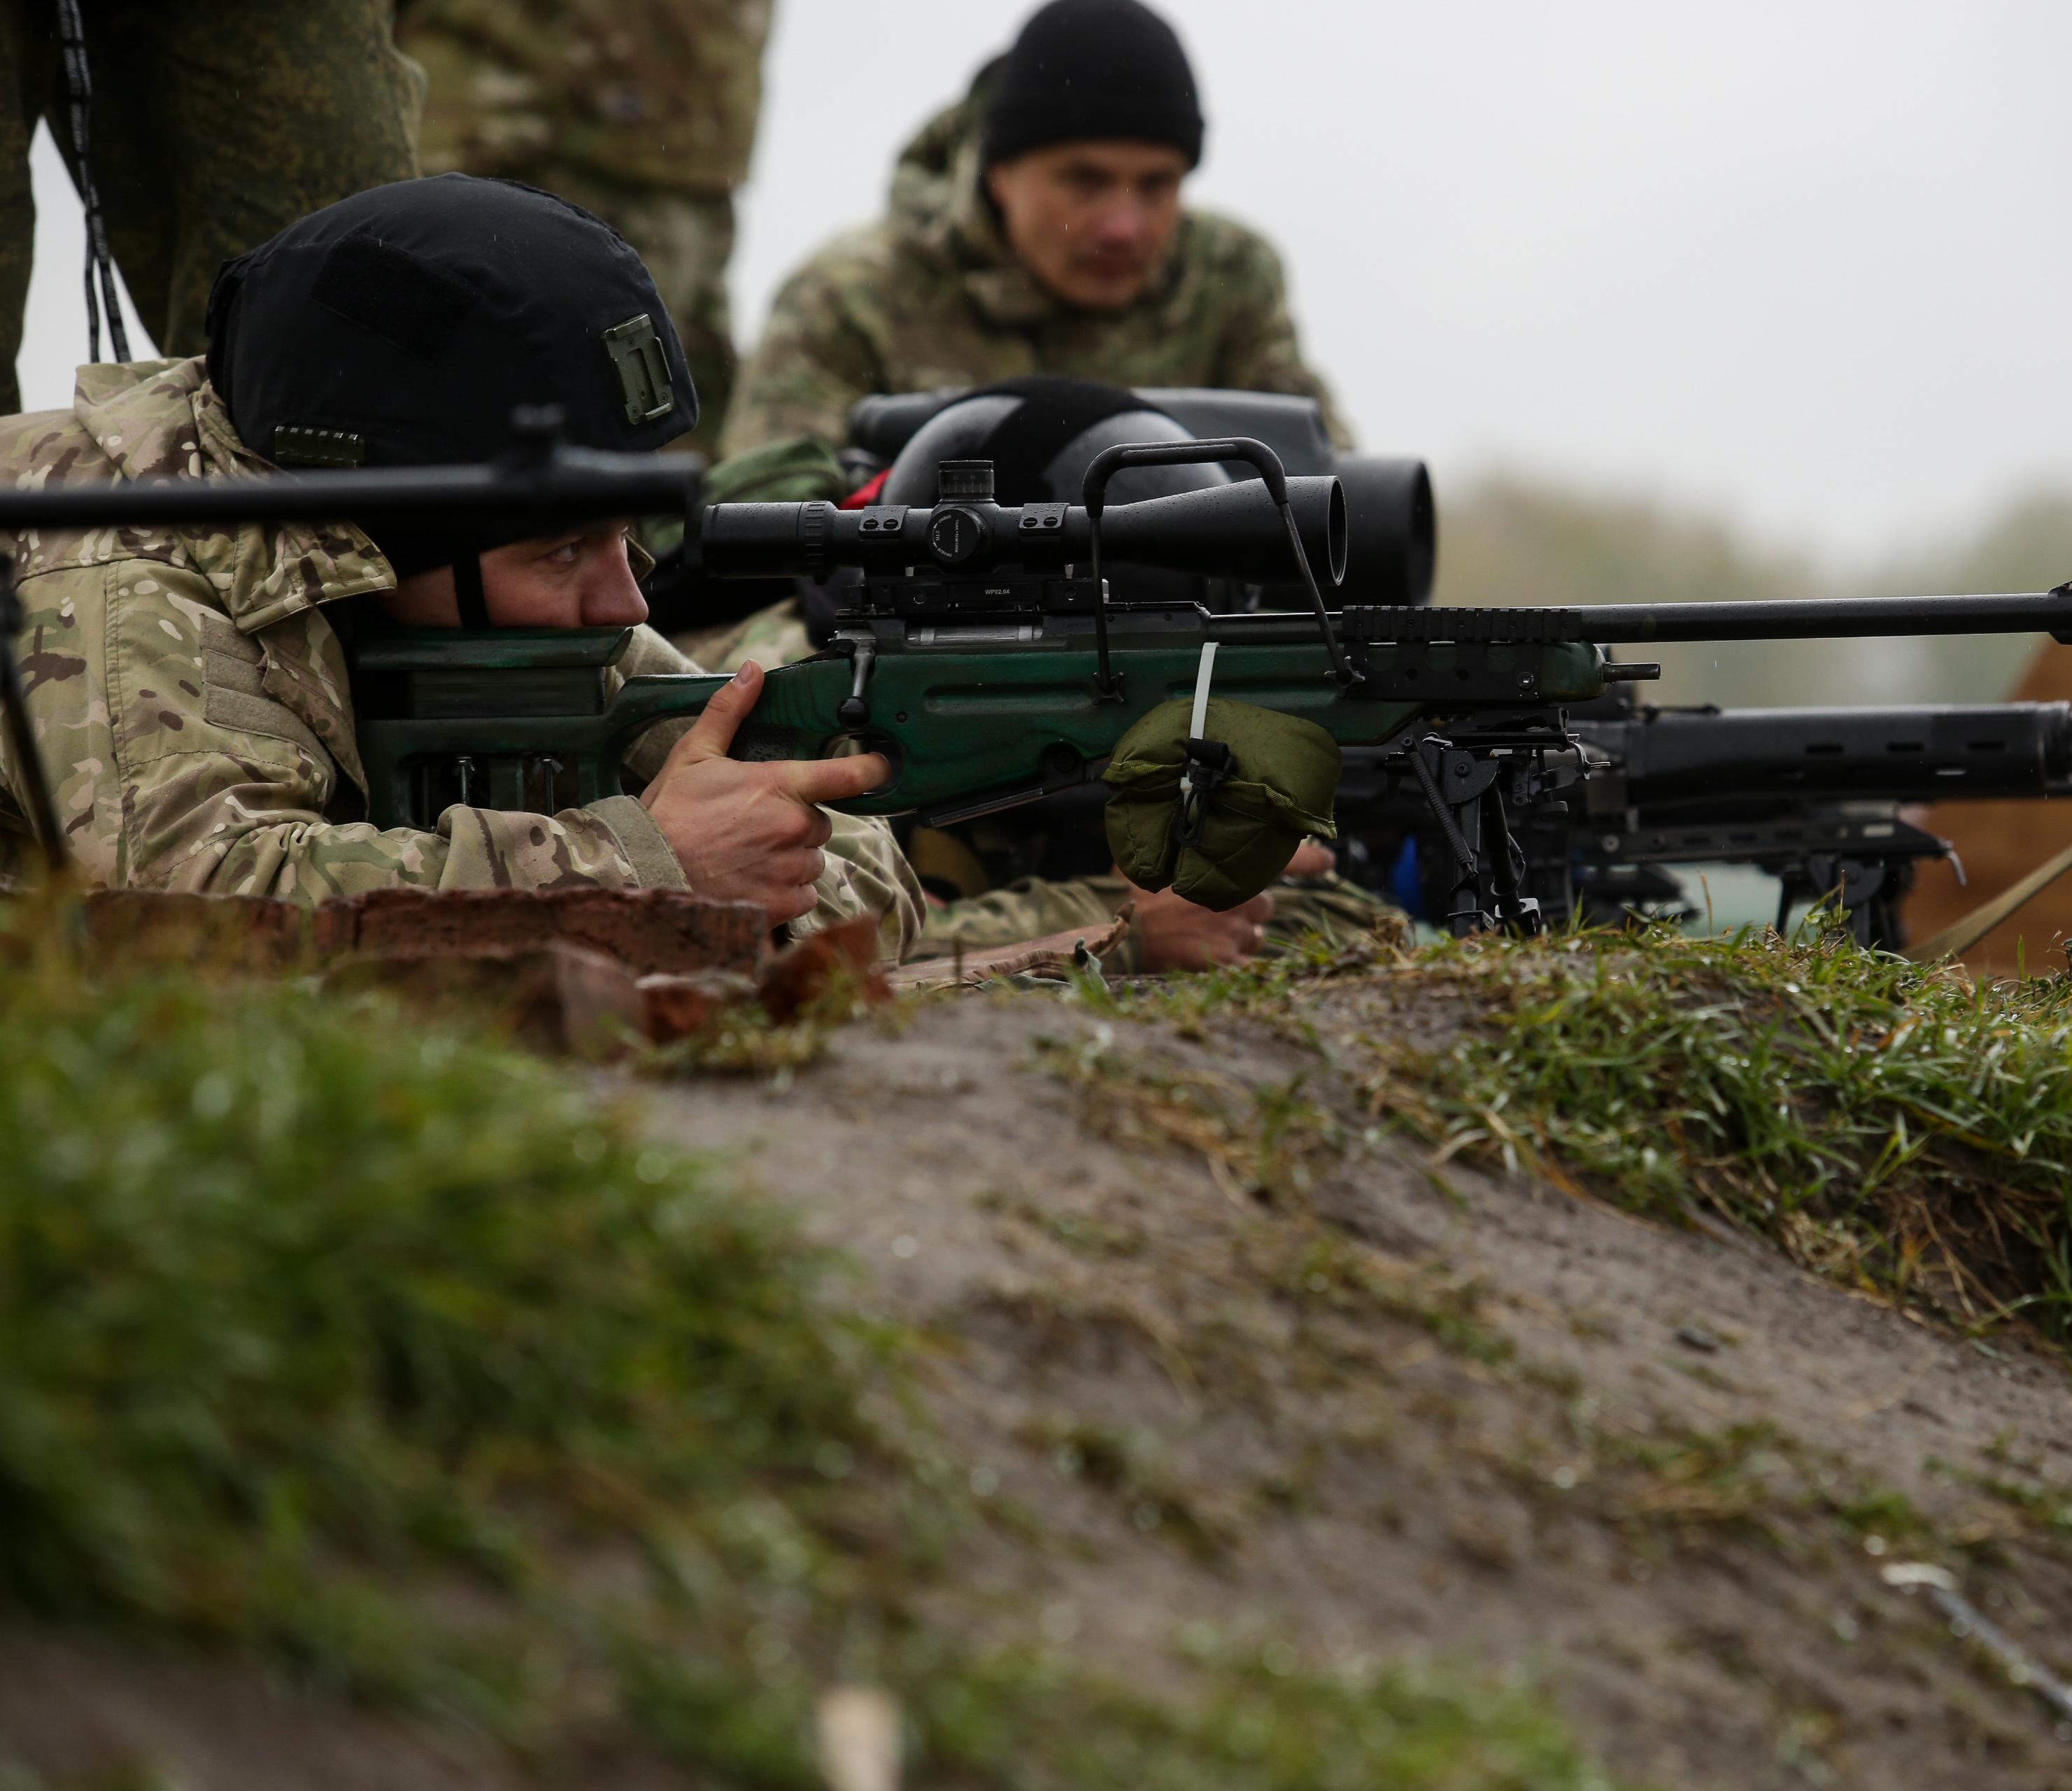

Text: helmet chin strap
xmin=453 ymin=551 xmax=490 ymax=630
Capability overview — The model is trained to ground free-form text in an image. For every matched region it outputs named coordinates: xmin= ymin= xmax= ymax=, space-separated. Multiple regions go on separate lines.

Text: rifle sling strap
xmin=1904 ymin=840 xmax=2072 ymax=963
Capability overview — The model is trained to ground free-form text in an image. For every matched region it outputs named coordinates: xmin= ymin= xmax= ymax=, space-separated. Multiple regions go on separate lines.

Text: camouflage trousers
xmin=0 ymin=0 xmax=423 ymax=416
xmin=498 ymin=168 xmax=738 ymax=455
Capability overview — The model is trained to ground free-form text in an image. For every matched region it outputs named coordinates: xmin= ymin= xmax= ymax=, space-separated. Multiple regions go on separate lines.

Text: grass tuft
xmin=1345 ymin=918 xmax=2072 ymax=1346
xmin=908 ymin=1645 xmax=1622 ymax=1791
xmin=0 ymin=905 xmax=900 ymax=1725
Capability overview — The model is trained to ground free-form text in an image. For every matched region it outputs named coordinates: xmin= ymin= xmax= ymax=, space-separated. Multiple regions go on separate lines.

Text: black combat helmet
xmin=204 ymin=174 xmax=697 ymax=579
xmin=882 ymin=376 xmax=1235 ymax=607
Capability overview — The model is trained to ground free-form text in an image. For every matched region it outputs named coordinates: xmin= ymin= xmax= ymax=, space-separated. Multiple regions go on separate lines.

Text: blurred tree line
xmin=1435 ymin=476 xmax=2072 ymax=707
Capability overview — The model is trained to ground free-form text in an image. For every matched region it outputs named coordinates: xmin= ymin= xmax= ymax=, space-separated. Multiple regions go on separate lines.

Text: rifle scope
xmin=702 ymin=465 xmax=1349 ymax=588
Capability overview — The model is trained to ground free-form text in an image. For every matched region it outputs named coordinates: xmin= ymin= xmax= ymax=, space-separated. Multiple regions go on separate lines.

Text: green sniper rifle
xmin=6 ymin=430 xmax=2071 ymax=931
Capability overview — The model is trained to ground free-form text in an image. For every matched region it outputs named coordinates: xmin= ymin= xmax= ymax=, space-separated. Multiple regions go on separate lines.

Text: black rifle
xmin=1335 ymin=699 xmax=2072 ymax=947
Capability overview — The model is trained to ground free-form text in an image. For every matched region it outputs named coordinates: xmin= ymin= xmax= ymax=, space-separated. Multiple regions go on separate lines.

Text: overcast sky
xmin=17 ymin=0 xmax=2072 ymax=562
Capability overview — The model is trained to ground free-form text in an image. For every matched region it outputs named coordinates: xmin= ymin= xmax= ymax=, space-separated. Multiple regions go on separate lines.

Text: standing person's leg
xmin=0 ymin=1 xmax=62 ymax=414
xmin=81 ymin=0 xmax=422 ymax=360
xmin=397 ymin=0 xmax=756 ymax=455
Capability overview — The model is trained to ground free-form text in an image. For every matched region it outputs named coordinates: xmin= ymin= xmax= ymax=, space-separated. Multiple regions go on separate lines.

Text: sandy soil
xmin=10 ymin=968 xmax=2072 ymax=1790
xmin=637 ymin=978 xmax=2072 ymax=1791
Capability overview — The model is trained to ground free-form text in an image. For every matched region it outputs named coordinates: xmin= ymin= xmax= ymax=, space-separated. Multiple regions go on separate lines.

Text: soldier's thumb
xmin=676 ymin=661 xmax=762 ymax=764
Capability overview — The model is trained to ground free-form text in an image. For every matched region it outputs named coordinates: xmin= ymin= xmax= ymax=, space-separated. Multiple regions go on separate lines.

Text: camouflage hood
xmin=1 ymin=355 xmax=395 ymax=636
xmin=884 ymin=75 xmax=1195 ymax=333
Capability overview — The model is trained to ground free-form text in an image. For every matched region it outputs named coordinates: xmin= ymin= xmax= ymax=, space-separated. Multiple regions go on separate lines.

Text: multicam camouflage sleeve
xmin=908 ymin=873 xmax=1397 ymax=972
xmin=0 ymin=555 xmax=689 ymax=902
xmin=719 ymin=248 xmax=892 ymax=458
xmin=911 ymin=874 xmax=1149 ymax=972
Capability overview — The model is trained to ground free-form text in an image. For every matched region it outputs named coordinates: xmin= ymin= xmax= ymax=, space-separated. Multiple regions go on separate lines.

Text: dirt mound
xmin=630 ymin=983 xmax=2072 ymax=1790
xmin=8 ymin=959 xmax=2071 ymax=1789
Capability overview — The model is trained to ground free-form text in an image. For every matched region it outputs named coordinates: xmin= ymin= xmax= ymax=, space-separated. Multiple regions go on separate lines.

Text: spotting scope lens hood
xmin=1334 ymin=457 xmax=1435 ymax=607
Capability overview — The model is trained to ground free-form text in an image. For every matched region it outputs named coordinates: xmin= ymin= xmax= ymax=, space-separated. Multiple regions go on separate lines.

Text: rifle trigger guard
xmin=836 ymin=635 xmax=877 ymax=730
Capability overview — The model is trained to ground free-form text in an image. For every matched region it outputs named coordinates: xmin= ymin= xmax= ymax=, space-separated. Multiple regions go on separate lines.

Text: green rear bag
xmin=1102 ymin=698 xmax=1342 ymax=912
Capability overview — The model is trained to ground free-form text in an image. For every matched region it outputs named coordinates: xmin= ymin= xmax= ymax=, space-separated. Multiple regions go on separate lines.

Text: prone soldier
xmin=0 ymin=176 xmax=923 ymax=955
xmin=722 ymin=0 xmax=1350 ymax=459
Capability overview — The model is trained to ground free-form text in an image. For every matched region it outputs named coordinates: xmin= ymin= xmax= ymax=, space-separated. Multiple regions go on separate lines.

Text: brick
xmin=757 ymin=914 xmax=888 ymax=1021
xmin=322 ymin=941 xmax=646 ymax=1056
xmin=315 ymin=886 xmax=768 ymax=977
xmin=637 ymin=970 xmax=758 ymax=1043
xmin=80 ymin=891 xmax=311 ymax=972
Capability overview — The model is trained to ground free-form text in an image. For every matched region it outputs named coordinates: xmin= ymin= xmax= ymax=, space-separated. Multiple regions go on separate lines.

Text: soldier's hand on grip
xmin=641 ymin=660 xmax=890 ymax=925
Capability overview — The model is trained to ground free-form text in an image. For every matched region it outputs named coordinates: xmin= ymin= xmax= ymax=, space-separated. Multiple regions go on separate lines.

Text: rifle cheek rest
xmin=1102 ymin=698 xmax=1342 ymax=912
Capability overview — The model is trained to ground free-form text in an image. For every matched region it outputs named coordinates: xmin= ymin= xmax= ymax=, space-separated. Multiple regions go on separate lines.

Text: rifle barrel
xmin=1580 ymin=702 xmax=2072 ymax=802
xmin=0 ymin=450 xmax=698 ymax=530
xmin=1570 ymin=590 xmax=2072 ymax=642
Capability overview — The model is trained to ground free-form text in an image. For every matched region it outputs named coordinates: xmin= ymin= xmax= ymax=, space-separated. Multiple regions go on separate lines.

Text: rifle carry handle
xmin=1081 ymin=436 xmax=1355 ymax=689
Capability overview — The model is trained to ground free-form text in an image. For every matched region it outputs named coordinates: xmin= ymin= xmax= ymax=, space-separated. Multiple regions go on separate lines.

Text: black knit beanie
xmin=981 ymin=0 xmax=1204 ymax=169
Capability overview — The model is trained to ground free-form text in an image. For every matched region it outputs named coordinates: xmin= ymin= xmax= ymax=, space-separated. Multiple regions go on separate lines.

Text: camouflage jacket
xmin=397 ymin=0 xmax=772 ymax=196
xmin=0 ymin=359 xmax=923 ymax=956
xmin=721 ymin=84 xmax=1351 ymax=457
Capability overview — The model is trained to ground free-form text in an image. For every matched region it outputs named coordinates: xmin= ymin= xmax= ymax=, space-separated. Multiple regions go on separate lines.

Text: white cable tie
xmin=1180 ymin=639 xmax=1220 ymax=797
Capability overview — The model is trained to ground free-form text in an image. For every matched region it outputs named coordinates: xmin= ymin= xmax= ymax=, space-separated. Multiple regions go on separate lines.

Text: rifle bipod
xmin=1777 ymin=840 xmax=1945 ymax=951
xmin=1406 ymin=735 xmax=1547 ymax=937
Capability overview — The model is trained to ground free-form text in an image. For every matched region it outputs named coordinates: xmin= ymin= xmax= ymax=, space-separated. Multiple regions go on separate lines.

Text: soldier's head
xmin=205 ymin=174 xmax=697 ymax=630
xmin=981 ymin=0 xmax=1203 ymax=313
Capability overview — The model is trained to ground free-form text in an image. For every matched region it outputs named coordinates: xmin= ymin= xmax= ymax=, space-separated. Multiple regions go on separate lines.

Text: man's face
xmin=374 ymin=521 xmax=649 ymax=628
xmin=985 ymin=141 xmax=1190 ymax=311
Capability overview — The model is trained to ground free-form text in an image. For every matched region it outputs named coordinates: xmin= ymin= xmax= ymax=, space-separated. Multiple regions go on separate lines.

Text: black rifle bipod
xmin=1782 ymin=851 xmax=1912 ymax=951
xmin=0 ymin=553 xmax=71 ymax=872
xmin=1407 ymin=735 xmax=1542 ymax=937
